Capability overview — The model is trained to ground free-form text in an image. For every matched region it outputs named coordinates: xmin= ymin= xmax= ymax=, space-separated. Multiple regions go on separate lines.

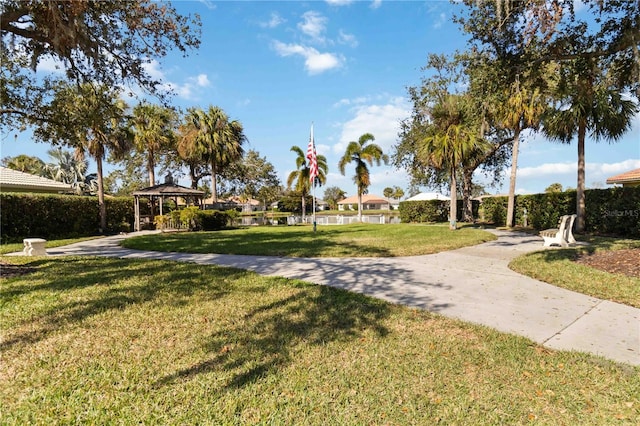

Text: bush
xmin=197 ymin=210 xmax=230 ymax=231
xmin=399 ymin=200 xmax=480 ymax=223
xmin=0 ymin=193 xmax=133 ymax=243
xmin=479 ymin=187 xmax=640 ymax=237
xmin=180 ymin=206 xmax=200 ymax=230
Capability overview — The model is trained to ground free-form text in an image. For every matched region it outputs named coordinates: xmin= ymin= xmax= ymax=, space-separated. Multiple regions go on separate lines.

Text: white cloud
xmin=271 ymin=41 xmax=343 ymax=75
xmin=298 ymin=11 xmax=328 ymax=44
xmin=195 ymin=74 xmax=211 ymax=87
xmin=338 ymin=30 xmax=358 ymax=47
xmin=197 ymin=0 xmax=217 ymax=10
xmin=36 ymin=55 xmax=65 ymax=73
xmin=325 ymin=0 xmax=354 ymax=6
xmin=142 ymin=59 xmax=166 ymax=81
xmin=433 ymin=12 xmax=447 ymax=29
xmin=517 ymin=159 xmax=640 ymax=179
xmin=260 ymin=12 xmax=286 ymax=28
xmin=370 ymin=0 xmax=382 ymax=9
xmin=141 ymin=62 xmax=212 ymax=100
xmin=332 ymin=98 xmax=410 ymax=155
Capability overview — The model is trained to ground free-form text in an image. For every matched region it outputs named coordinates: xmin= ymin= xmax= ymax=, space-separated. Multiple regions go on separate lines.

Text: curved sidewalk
xmin=41 ymin=230 xmax=640 ymax=366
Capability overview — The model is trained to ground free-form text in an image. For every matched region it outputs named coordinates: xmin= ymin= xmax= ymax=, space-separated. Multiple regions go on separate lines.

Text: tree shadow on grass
xmin=155 ymin=284 xmax=393 ymax=390
xmin=0 ymin=257 xmax=244 ymax=351
xmin=124 ymin=228 xmax=395 ymax=257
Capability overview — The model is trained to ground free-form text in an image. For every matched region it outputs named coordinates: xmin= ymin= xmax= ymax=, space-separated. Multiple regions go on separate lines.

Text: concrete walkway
xmin=25 ymin=230 xmax=640 ymax=366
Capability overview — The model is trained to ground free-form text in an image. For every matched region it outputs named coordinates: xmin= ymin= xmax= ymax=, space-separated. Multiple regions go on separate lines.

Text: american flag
xmin=306 ymin=123 xmax=318 ymax=184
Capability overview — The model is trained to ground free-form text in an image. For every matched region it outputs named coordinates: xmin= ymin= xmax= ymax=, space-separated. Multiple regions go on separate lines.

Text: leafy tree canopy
xmin=1 ymin=0 xmax=201 ymax=130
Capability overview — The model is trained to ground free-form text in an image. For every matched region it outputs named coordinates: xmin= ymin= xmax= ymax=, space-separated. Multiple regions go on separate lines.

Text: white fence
xmin=287 ymin=215 xmax=401 ymax=225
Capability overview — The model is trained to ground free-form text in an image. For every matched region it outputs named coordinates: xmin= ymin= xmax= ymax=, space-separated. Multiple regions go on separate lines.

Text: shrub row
xmin=480 ymin=187 xmax=640 ymax=237
xmin=1 ymin=193 xmax=134 ymax=243
xmin=398 ymin=200 xmax=479 ymax=223
xmin=154 ymin=208 xmax=231 ymax=231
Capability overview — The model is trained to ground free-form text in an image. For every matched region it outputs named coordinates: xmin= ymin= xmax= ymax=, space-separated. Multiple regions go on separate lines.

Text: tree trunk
xmin=96 ymin=156 xmax=106 ymax=233
xmin=357 ymin=190 xmax=363 ymax=222
xmin=506 ymin=128 xmax=521 ymax=228
xmin=210 ymin=160 xmax=218 ymax=204
xmin=450 ymin=169 xmax=457 ymax=230
xmin=301 ymin=194 xmax=306 ymax=221
xmin=148 ymin=151 xmax=156 ymax=217
xmin=189 ymin=165 xmax=198 ymax=189
xmin=148 ymin=150 xmax=156 ymax=187
xmin=576 ymin=122 xmax=586 ymax=232
xmin=462 ymin=168 xmax=474 ymax=222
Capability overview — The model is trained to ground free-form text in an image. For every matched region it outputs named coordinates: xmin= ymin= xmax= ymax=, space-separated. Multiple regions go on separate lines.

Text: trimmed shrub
xmin=0 ymin=193 xmax=134 ymax=243
xmin=197 ymin=210 xmax=230 ymax=231
xmin=478 ymin=187 xmax=640 ymax=237
xmin=399 ymin=199 xmax=480 ymax=223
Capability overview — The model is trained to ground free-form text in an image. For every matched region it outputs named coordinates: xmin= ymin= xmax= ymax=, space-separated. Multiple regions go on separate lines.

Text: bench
xmin=23 ymin=238 xmax=47 ymax=256
xmin=540 ymin=214 xmax=576 ymax=247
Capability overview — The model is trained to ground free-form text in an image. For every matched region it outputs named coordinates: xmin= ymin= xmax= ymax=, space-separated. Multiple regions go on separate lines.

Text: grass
xmin=0 ymin=236 xmax=104 ymax=255
xmin=121 ymin=223 xmax=496 ymax=257
xmin=1 ymin=256 xmax=638 ymax=424
xmin=510 ymin=236 xmax=640 ymax=308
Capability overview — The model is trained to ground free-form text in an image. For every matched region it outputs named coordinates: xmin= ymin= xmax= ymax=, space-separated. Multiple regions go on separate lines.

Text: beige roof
xmin=0 ymin=166 xmax=72 ymax=193
xmin=606 ymin=168 xmax=640 ymax=185
xmin=338 ymin=194 xmax=389 ymax=205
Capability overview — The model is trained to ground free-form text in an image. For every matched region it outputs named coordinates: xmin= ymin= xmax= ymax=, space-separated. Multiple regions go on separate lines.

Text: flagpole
xmin=312 ymin=122 xmax=317 ymax=232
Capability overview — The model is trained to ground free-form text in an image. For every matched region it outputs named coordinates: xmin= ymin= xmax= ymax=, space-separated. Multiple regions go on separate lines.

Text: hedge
xmin=1 ymin=193 xmax=134 ymax=243
xmin=398 ymin=199 xmax=479 ymax=223
xmin=480 ymin=187 xmax=640 ymax=237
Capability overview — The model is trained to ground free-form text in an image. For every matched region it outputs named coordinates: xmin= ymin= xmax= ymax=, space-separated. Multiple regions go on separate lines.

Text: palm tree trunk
xmin=450 ymin=169 xmax=457 ymax=230
xmin=147 ymin=151 xmax=156 ymax=186
xmin=357 ymin=191 xmax=363 ymax=222
xmin=210 ymin=160 xmax=218 ymax=204
xmin=576 ymin=122 xmax=586 ymax=232
xmin=148 ymin=151 xmax=156 ymax=218
xmin=462 ymin=168 xmax=474 ymax=222
xmin=96 ymin=156 xmax=106 ymax=233
xmin=506 ymin=128 xmax=521 ymax=228
xmin=301 ymin=194 xmax=306 ymax=220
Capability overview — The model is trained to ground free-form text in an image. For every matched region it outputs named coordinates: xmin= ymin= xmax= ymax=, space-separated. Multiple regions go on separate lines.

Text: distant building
xmin=405 ymin=192 xmax=449 ymax=201
xmin=606 ymin=168 xmax=640 ymax=188
xmin=337 ymin=194 xmax=393 ymax=211
xmin=0 ymin=166 xmax=72 ymax=194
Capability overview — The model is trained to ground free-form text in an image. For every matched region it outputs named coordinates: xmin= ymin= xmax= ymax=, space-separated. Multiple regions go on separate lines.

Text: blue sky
xmin=2 ymin=0 xmax=639 ymax=197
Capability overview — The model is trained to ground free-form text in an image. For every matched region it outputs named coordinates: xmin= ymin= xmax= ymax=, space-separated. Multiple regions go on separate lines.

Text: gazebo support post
xmin=134 ymin=195 xmax=140 ymax=232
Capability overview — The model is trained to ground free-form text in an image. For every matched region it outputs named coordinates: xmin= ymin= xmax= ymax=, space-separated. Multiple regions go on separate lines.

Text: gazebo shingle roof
xmin=132 ymin=182 xmax=204 ymax=197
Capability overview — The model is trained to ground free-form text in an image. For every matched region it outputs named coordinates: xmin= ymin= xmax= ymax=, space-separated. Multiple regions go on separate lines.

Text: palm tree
xmin=130 ymin=102 xmax=176 ymax=187
xmin=2 ymin=154 xmax=46 ymax=176
xmin=188 ymin=106 xmax=246 ymax=203
xmin=383 ymin=187 xmax=394 ymax=202
xmin=499 ymin=80 xmax=546 ymax=228
xmin=46 ymin=83 xmax=132 ymax=232
xmin=175 ymin=118 xmax=209 ymax=191
xmin=418 ymin=95 xmax=479 ymax=229
xmin=286 ymin=145 xmax=327 ymax=219
xmin=338 ymin=133 xmax=389 ymax=221
xmin=338 ymin=133 xmax=389 ymax=220
xmin=543 ymin=59 xmax=637 ymax=232
xmin=45 ymin=148 xmax=88 ymax=193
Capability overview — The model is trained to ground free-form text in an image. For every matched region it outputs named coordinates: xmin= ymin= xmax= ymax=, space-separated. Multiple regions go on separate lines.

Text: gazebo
xmin=132 ymin=174 xmax=204 ymax=231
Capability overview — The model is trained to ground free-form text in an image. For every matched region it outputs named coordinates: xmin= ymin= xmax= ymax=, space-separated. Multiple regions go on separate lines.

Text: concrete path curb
xmin=16 ymin=230 xmax=640 ymax=366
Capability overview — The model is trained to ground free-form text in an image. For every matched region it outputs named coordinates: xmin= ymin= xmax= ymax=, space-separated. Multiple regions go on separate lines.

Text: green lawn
xmin=121 ymin=223 xmax=496 ymax=257
xmin=1 ymin=256 xmax=638 ymax=424
xmin=0 ymin=236 xmax=104 ymax=255
xmin=510 ymin=236 xmax=640 ymax=308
